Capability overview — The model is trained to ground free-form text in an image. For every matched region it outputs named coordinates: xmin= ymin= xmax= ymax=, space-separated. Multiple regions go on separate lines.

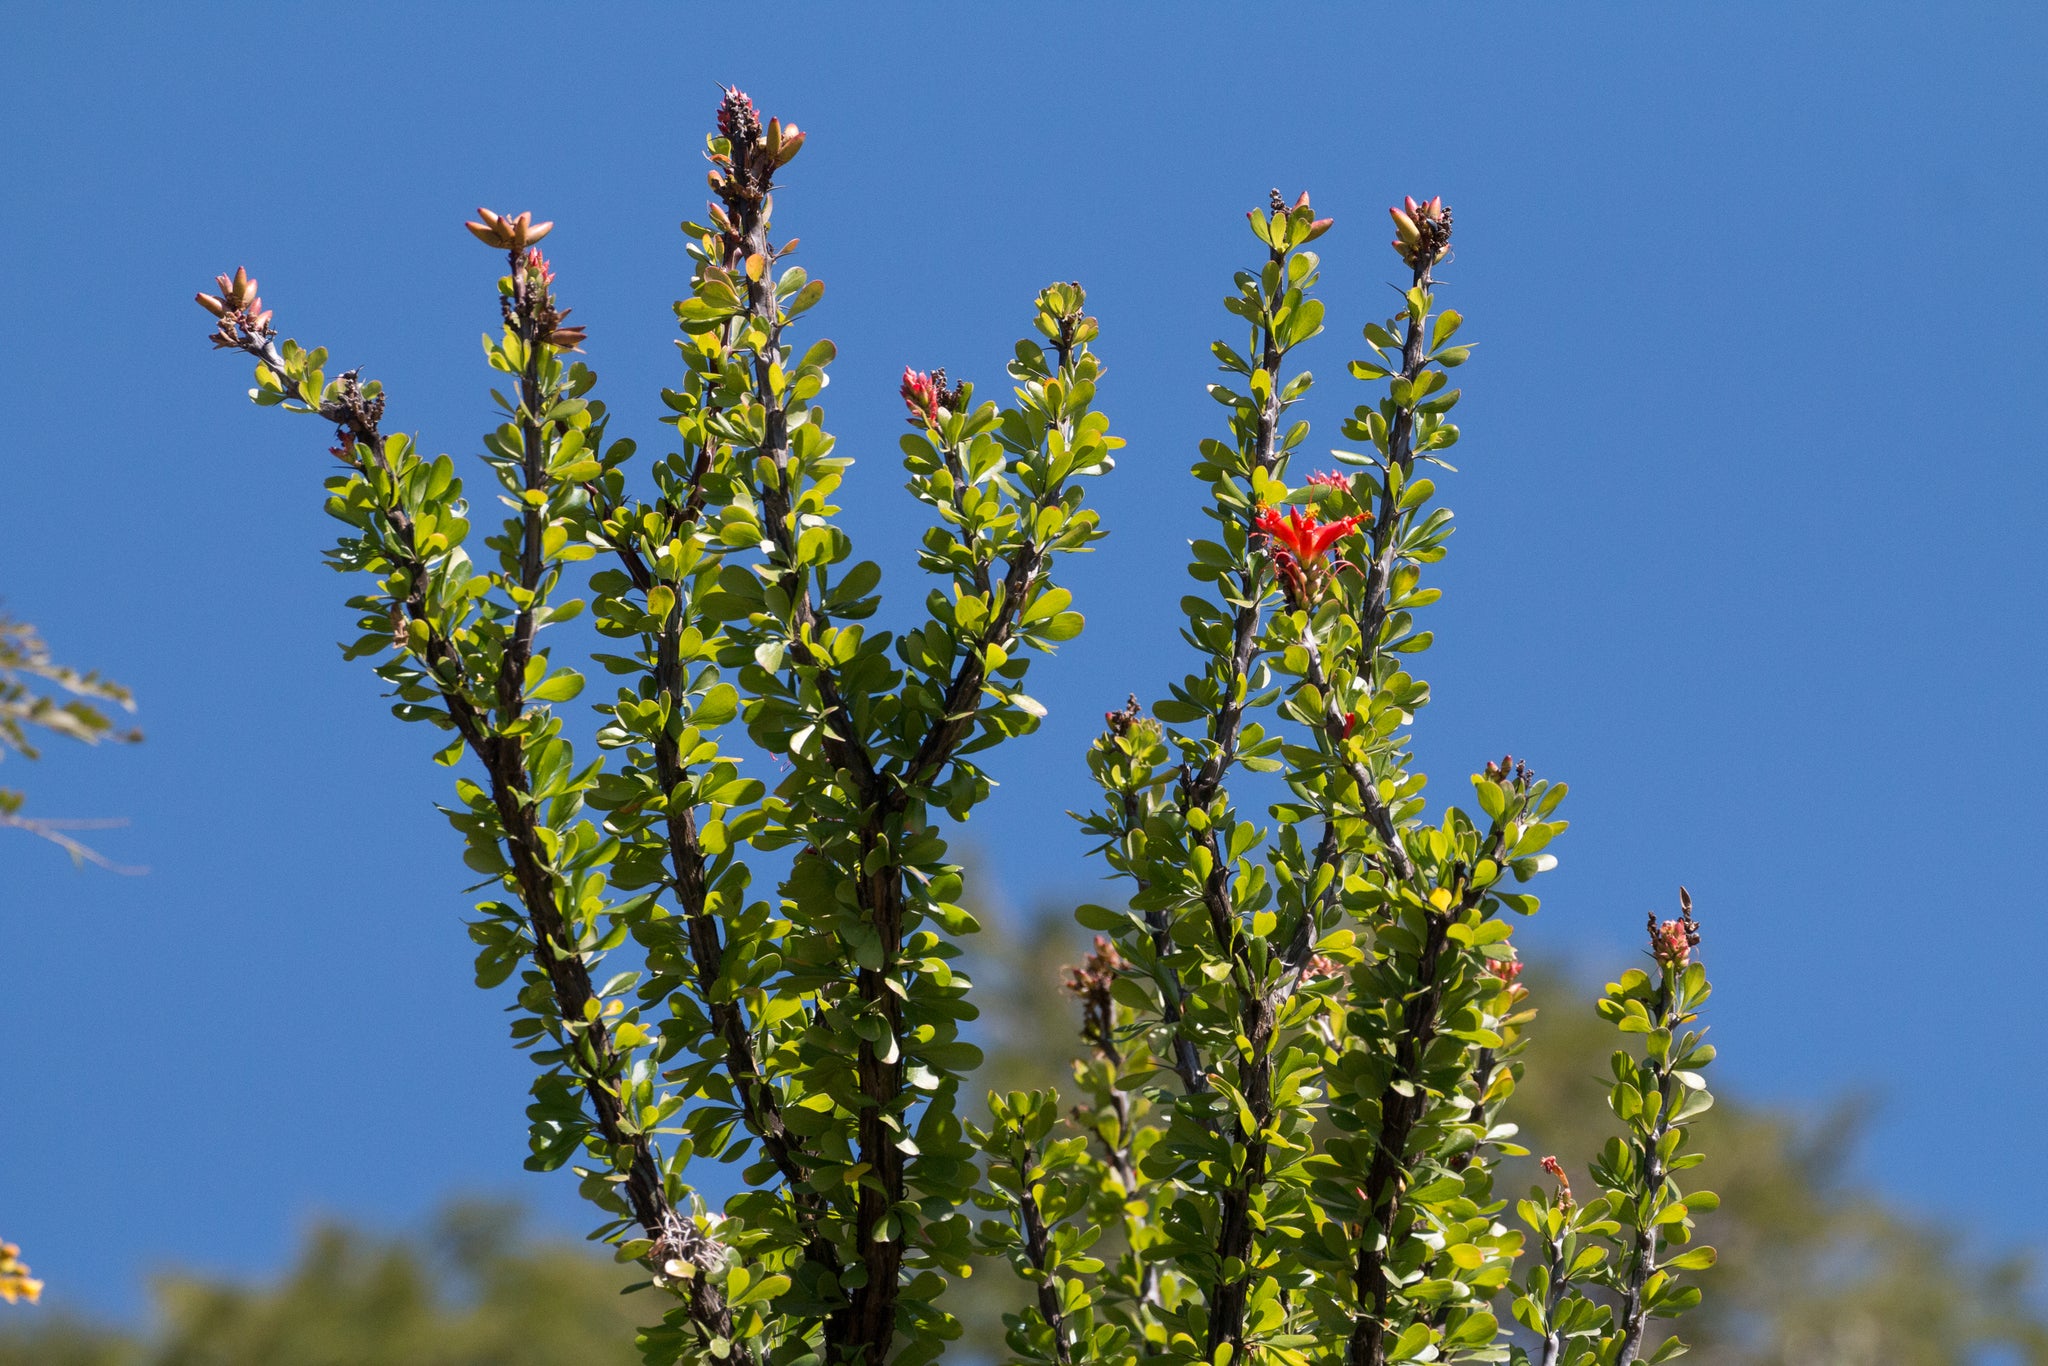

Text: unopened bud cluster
xmin=1390 ymin=194 xmax=1453 ymax=269
xmin=463 ymin=207 xmax=555 ymax=252
xmin=515 ymin=245 xmax=585 ymax=351
xmin=195 ymin=267 xmax=274 ymax=350
xmin=463 ymin=211 xmax=586 ymax=353
xmin=706 ymin=86 xmax=805 ymax=227
xmin=1483 ymin=753 xmax=1534 ymax=788
xmin=1250 ymin=189 xmax=1335 ymax=255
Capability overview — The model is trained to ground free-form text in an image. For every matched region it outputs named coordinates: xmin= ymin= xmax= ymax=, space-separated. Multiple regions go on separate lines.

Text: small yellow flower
xmin=0 ymin=1240 xmax=43 ymax=1305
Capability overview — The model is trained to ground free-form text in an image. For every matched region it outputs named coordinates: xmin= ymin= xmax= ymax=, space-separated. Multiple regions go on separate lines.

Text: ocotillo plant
xmin=198 ymin=95 xmax=1716 ymax=1366
xmin=972 ymin=196 xmax=1718 ymax=1366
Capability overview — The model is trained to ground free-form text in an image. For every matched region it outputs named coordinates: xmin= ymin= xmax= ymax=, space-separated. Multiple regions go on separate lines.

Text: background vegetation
xmin=4 ymin=897 xmax=2040 ymax=1366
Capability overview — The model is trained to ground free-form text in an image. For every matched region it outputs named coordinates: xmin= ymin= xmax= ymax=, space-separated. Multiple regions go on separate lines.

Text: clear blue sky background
xmin=4 ymin=1 xmax=2044 ymax=1320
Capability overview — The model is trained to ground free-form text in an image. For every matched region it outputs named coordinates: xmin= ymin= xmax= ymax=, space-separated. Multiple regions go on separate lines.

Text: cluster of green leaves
xmin=968 ymin=198 xmax=1718 ymax=1365
xmin=1515 ymin=955 xmax=1717 ymax=1365
xmin=0 ymin=614 xmax=141 ymax=868
xmin=202 ymin=93 xmax=1116 ymax=1366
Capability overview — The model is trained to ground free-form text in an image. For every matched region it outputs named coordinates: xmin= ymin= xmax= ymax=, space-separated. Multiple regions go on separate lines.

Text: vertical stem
xmin=1200 ymin=223 xmax=1290 ymax=1365
xmin=1339 ymin=253 xmax=1451 ymax=1366
xmin=1016 ymin=1152 xmax=1075 ymax=1365
xmin=1617 ymin=973 xmax=1681 ymax=1363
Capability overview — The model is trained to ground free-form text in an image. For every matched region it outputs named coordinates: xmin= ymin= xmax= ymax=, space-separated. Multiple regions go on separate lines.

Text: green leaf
xmin=529 ymin=670 xmax=584 ymax=703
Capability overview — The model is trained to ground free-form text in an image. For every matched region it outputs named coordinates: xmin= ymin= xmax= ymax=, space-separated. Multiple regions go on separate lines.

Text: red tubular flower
xmin=1540 ymin=1155 xmax=1574 ymax=1209
xmin=1254 ymin=504 xmax=1367 ymax=607
xmin=1254 ymin=505 xmax=1365 ymax=562
xmin=900 ymin=367 xmax=941 ymax=428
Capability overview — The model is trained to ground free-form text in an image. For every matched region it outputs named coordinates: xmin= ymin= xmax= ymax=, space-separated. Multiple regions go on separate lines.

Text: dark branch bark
xmin=1617 ymin=974 xmax=1681 ymax=1363
xmin=1200 ymin=239 xmax=1289 ymax=1363
xmin=235 ymin=335 xmax=751 ymax=1362
xmin=1016 ymin=1151 xmax=1075 ymax=1365
xmin=1120 ymin=784 xmax=1209 ymax=1099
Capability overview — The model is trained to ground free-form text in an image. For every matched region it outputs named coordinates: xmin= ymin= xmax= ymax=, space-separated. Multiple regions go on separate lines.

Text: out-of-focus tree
xmin=0 ymin=1202 xmax=644 ymax=1366
xmin=0 ymin=613 xmax=141 ymax=869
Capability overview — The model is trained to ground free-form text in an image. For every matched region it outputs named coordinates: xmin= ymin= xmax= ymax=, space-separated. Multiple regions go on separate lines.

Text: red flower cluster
xmin=1255 ymin=505 xmax=1365 ymax=563
xmin=901 ymin=367 xmax=968 ymax=430
xmin=1651 ymin=918 xmax=1698 ymax=968
xmin=1304 ymin=469 xmax=1350 ymax=492
xmin=1254 ymin=504 xmax=1368 ymax=606
xmin=901 ymin=368 xmax=941 ymax=428
xmin=1649 ymin=887 xmax=1701 ymax=969
xmin=1488 ymin=957 xmax=1524 ymax=987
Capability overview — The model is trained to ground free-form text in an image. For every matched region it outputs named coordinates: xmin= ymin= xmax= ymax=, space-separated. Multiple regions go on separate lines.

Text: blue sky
xmin=4 ymin=1 xmax=2045 ymax=1318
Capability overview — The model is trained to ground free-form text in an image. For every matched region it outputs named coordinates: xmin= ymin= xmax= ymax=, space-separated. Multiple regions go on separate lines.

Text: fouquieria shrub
xmin=195 ymin=88 xmax=1719 ymax=1366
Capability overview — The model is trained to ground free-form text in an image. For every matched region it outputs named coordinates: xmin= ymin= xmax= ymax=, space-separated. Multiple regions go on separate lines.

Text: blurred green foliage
xmin=0 ymin=612 xmax=141 ymax=869
xmin=0 ymin=1204 xmax=643 ymax=1366
xmin=4 ymin=906 xmax=2043 ymax=1365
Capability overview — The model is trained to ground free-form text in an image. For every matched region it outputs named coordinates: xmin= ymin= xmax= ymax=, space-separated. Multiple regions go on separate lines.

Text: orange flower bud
xmin=465 ymin=207 xmax=552 ymax=249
